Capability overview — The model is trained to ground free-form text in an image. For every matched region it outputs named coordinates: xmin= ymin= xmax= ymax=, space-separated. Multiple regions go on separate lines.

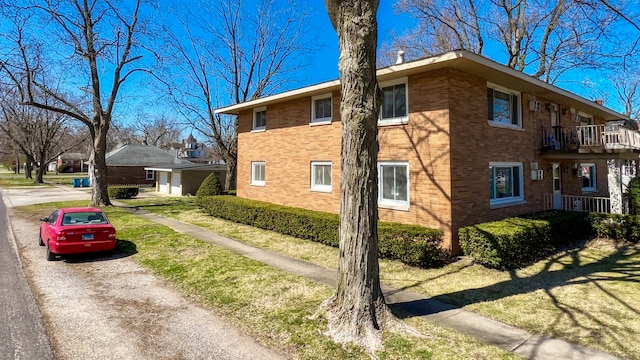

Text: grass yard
xmin=15 ymin=200 xmax=518 ymax=360
xmin=0 ymin=171 xmax=88 ymax=188
xmin=117 ymin=196 xmax=640 ymax=360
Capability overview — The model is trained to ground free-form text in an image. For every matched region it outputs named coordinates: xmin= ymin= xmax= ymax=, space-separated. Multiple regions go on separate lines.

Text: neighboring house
xmin=57 ymin=153 xmax=88 ymax=173
xmin=144 ymin=163 xmax=227 ymax=196
xmin=105 ymin=144 xmax=192 ymax=186
xmin=214 ymin=50 xmax=636 ymax=254
xmin=174 ymin=133 xmax=225 ymax=164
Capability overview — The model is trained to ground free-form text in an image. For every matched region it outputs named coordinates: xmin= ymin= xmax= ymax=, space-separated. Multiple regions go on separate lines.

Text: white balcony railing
xmin=544 ymin=194 xmax=630 ymax=214
xmin=542 ymin=124 xmax=640 ymax=151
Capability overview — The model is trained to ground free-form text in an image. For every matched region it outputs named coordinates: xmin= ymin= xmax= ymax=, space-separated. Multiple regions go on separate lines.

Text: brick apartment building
xmin=215 ymin=50 xmax=636 ymax=253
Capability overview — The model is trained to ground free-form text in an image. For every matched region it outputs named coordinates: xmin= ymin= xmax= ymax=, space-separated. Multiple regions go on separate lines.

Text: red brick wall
xmin=236 ymin=68 xmax=616 ymax=253
xmin=107 ymin=166 xmax=154 ymax=186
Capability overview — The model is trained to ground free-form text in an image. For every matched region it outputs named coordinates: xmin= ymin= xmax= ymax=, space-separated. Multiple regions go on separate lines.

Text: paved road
xmin=3 ymin=186 xmax=284 ymax=360
xmin=0 ymin=191 xmax=54 ymax=360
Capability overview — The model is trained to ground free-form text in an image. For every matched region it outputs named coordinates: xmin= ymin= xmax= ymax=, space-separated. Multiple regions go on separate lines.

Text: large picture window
xmin=311 ymin=94 xmax=332 ymax=124
xmin=489 ymin=162 xmax=524 ymax=206
xmin=581 ymin=163 xmax=596 ymax=192
xmin=378 ymin=161 xmax=409 ymax=210
xmin=487 ymin=83 xmax=521 ymax=128
xmin=251 ymin=161 xmax=265 ymax=186
xmin=311 ymin=161 xmax=332 ymax=192
xmin=379 ymin=78 xmax=408 ymax=126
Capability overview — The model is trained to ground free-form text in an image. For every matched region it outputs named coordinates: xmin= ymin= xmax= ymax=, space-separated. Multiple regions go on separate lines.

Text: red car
xmin=39 ymin=207 xmax=117 ymax=261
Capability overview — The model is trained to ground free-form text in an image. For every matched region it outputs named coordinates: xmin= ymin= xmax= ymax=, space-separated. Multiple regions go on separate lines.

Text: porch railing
xmin=542 ymin=124 xmax=640 ymax=151
xmin=543 ymin=194 xmax=630 ymax=214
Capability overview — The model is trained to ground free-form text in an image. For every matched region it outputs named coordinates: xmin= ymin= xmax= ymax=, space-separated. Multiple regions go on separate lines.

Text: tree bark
xmin=90 ymin=117 xmax=112 ymax=206
xmin=323 ymin=0 xmax=394 ymax=354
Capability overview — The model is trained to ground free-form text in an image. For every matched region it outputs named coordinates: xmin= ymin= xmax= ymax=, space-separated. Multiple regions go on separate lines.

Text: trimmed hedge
xmin=459 ymin=210 xmax=595 ymax=270
xmin=108 ymin=186 xmax=139 ymax=199
xmin=196 ymin=195 xmax=447 ymax=268
xmin=589 ymin=213 xmax=640 ymax=243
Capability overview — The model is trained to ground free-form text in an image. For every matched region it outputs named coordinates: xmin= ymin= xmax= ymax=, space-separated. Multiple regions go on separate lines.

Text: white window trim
xmin=251 ymin=161 xmax=265 ymax=186
xmin=252 ymin=106 xmax=266 ymax=132
xmin=487 ymin=82 xmax=522 ymax=129
xmin=146 ymin=170 xmax=155 ymax=181
xmin=378 ymin=161 xmax=410 ymax=211
xmin=310 ymin=161 xmax=332 ymax=192
xmin=311 ymin=93 xmax=332 ymax=125
xmin=379 ymin=77 xmax=409 ymax=126
xmin=489 ymin=161 xmax=525 ymax=207
xmin=580 ymin=163 xmax=597 ymax=192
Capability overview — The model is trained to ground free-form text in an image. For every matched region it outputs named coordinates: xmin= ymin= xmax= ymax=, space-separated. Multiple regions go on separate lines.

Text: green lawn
xmin=0 ymin=171 xmax=88 ymax=188
xmin=117 ymin=196 xmax=640 ymax=360
xmin=16 ymin=200 xmax=518 ymax=360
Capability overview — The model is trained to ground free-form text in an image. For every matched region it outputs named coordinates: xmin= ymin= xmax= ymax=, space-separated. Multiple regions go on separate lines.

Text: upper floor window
xmin=311 ymin=94 xmax=332 ymax=124
xmin=581 ymin=163 xmax=596 ymax=192
xmin=311 ymin=161 xmax=332 ymax=192
xmin=487 ymin=83 xmax=521 ymax=128
xmin=379 ymin=77 xmax=408 ymax=126
xmin=489 ymin=162 xmax=524 ymax=206
xmin=253 ymin=107 xmax=266 ymax=131
xmin=378 ymin=161 xmax=410 ymax=210
xmin=251 ymin=161 xmax=265 ymax=186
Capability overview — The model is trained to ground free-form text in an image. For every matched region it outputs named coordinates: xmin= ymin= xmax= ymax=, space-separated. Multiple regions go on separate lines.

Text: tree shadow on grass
xmin=389 ymin=242 xmax=640 ymax=358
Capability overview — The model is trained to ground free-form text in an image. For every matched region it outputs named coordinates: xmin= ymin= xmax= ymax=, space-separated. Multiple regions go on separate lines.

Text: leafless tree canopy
xmin=0 ymin=0 xmax=151 ymax=205
xmin=158 ymin=0 xmax=313 ymax=190
xmin=387 ymin=0 xmax=638 ymax=84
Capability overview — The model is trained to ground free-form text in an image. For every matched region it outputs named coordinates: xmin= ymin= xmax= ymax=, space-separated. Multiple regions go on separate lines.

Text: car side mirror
xmin=40 ymin=217 xmax=48 ymax=222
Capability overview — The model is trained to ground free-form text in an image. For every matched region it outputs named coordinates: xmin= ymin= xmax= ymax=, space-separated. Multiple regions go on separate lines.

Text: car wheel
xmin=39 ymin=234 xmax=44 ymax=246
xmin=46 ymin=244 xmax=56 ymax=261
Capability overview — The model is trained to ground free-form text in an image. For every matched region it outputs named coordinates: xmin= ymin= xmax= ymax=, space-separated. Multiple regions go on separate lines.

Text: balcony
xmin=542 ymin=122 xmax=640 ymax=154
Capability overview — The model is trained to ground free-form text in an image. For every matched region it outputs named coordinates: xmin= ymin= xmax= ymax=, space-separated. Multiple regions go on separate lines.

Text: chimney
xmin=395 ymin=50 xmax=405 ymax=65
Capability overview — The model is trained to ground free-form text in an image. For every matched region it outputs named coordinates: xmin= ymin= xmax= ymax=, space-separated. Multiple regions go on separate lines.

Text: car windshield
xmin=61 ymin=212 xmax=108 ymax=225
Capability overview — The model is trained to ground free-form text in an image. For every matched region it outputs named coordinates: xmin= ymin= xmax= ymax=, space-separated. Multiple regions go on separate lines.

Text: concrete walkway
xmin=124 ymin=205 xmax=621 ymax=360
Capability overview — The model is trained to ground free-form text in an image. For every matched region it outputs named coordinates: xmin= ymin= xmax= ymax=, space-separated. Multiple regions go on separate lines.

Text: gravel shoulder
xmin=8 ymin=206 xmax=284 ymax=360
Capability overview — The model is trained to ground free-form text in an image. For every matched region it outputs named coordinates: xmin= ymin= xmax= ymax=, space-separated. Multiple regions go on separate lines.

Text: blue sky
xmin=295 ymin=0 xmax=414 ymax=86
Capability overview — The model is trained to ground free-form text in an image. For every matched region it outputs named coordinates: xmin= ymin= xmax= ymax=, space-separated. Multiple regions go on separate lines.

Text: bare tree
xmin=389 ymin=0 xmax=636 ymax=83
xmin=159 ymin=0 xmax=312 ymax=190
xmin=0 ymin=87 xmax=87 ymax=183
xmin=321 ymin=0 xmax=410 ymax=354
xmin=0 ymin=0 xmax=148 ymax=205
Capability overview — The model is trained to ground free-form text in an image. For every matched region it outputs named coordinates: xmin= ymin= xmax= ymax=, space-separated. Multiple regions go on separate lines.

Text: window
xmin=379 ymin=78 xmax=408 ymax=125
xmin=311 ymin=94 xmax=332 ymax=124
xmin=378 ymin=161 xmax=409 ymax=210
xmin=253 ymin=107 xmax=266 ymax=131
xmin=146 ymin=170 xmax=155 ymax=181
xmin=311 ymin=161 xmax=332 ymax=192
xmin=489 ymin=162 xmax=524 ymax=206
xmin=251 ymin=161 xmax=265 ymax=186
xmin=487 ymin=83 xmax=521 ymax=128
xmin=581 ymin=163 xmax=596 ymax=192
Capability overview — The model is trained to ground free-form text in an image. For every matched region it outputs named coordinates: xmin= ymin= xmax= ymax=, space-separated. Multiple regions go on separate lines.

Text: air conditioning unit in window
xmin=528 ymin=100 xmax=541 ymax=112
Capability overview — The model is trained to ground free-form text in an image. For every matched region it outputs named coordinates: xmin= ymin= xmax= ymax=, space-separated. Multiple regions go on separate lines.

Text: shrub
xmin=108 ymin=186 xmax=139 ymax=199
xmin=459 ymin=217 xmax=553 ymax=270
xmin=589 ymin=213 xmax=640 ymax=243
xmin=196 ymin=195 xmax=447 ymax=267
xmin=627 ymin=177 xmax=640 ymax=215
xmin=196 ymin=173 xmax=223 ymax=197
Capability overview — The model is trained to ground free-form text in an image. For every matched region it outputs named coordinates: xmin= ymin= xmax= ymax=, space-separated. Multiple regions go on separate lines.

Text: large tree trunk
xmin=225 ymin=158 xmax=237 ymax=191
xmin=24 ymin=154 xmax=35 ymax=179
xmin=89 ymin=119 xmax=112 ymax=207
xmin=322 ymin=0 xmax=394 ymax=354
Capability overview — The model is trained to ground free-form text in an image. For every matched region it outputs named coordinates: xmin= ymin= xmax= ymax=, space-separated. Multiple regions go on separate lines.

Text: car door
xmin=42 ymin=210 xmax=59 ymax=241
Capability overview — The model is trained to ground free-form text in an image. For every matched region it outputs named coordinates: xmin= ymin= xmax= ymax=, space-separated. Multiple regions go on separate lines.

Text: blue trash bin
xmin=72 ymin=178 xmax=81 ymax=188
xmin=81 ymin=178 xmax=90 ymax=187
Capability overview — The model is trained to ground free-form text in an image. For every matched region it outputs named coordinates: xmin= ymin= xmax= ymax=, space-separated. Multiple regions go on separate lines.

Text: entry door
xmin=552 ymin=163 xmax=562 ymax=209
